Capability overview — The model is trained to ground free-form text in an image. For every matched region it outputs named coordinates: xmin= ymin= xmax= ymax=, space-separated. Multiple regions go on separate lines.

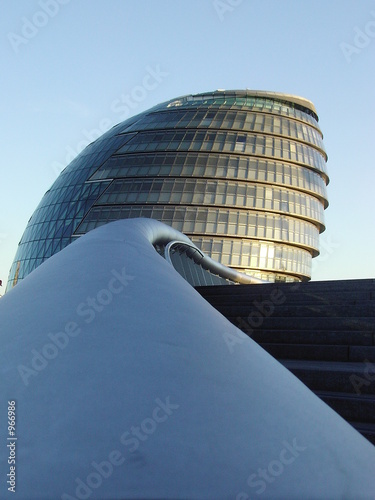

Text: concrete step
xmin=249 ymin=330 xmax=374 ymax=346
xmin=260 ymin=343 xmax=349 ymax=361
xmin=349 ymin=345 xmax=375 ymax=362
xmin=349 ymin=421 xmax=375 ymax=445
xmin=315 ymin=391 xmax=375 ymax=424
xmin=210 ymin=303 xmax=375 ymax=318
xmin=280 ymin=360 xmax=375 ymax=395
xmin=259 ymin=343 xmax=375 ymax=362
xmin=197 ymin=278 xmax=375 ymax=297
xmin=202 ymin=293 xmax=374 ymax=308
xmin=226 ymin=315 xmax=375 ymax=332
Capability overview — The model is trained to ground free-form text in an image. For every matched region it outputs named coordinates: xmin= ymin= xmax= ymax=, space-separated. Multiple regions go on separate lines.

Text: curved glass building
xmin=7 ymin=90 xmax=328 ymax=290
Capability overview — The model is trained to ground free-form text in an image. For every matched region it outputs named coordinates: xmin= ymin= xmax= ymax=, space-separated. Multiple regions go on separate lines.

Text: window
xmin=235 ymin=134 xmax=246 ymax=152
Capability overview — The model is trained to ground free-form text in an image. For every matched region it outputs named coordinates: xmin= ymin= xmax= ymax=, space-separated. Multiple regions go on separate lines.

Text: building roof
xmin=167 ymin=89 xmax=319 ymax=120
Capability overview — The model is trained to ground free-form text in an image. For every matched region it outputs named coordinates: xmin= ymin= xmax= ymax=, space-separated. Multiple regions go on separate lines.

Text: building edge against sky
xmin=6 ymin=90 xmax=328 ymax=291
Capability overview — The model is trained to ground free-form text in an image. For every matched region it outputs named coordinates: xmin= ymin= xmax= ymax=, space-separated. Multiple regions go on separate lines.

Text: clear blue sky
xmin=1 ymin=0 xmax=374 ymax=286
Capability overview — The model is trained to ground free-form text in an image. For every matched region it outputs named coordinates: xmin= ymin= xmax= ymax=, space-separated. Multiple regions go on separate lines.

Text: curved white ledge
xmin=115 ymin=217 xmax=266 ymax=284
xmin=164 ymin=240 xmax=265 ymax=284
xmin=1 ymin=218 xmax=375 ymax=499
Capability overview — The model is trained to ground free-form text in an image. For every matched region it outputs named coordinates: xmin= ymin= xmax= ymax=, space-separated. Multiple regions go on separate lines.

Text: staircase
xmin=196 ymin=279 xmax=375 ymax=445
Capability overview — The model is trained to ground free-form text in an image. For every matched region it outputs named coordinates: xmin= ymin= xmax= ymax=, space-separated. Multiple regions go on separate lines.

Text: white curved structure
xmin=1 ymin=218 xmax=375 ymax=499
xmin=164 ymin=240 xmax=265 ymax=284
xmin=112 ymin=218 xmax=265 ymax=285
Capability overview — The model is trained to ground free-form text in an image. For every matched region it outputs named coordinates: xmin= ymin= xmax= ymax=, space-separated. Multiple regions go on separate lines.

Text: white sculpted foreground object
xmin=1 ymin=218 xmax=375 ymax=499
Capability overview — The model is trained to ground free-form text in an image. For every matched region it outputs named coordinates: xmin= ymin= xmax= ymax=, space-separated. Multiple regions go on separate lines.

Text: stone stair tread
xmin=315 ymin=390 xmax=375 ymax=401
xmin=279 ymin=359 xmax=370 ymax=372
xmin=349 ymin=421 xmax=375 ymax=431
xmin=315 ymin=391 xmax=375 ymax=425
xmin=259 ymin=343 xmax=375 ymax=365
xmin=251 ymin=329 xmax=373 ymax=335
xmin=214 ymin=303 xmax=375 ymax=312
xmin=259 ymin=343 xmax=349 ymax=361
xmin=249 ymin=330 xmax=374 ymax=346
xmin=226 ymin=314 xmax=375 ymax=320
xmin=196 ymin=279 xmax=375 ymax=297
xmin=349 ymin=423 xmax=375 ymax=445
xmin=280 ymin=360 xmax=375 ymax=395
xmin=226 ymin=315 xmax=375 ymax=331
xmin=261 ymin=342 xmax=345 ymax=347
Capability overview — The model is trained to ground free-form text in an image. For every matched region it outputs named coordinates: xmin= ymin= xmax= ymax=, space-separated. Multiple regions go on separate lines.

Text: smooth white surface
xmin=1 ymin=219 xmax=375 ymax=499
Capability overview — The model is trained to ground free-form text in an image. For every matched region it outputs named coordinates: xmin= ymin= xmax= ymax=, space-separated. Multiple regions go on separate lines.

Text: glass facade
xmin=7 ymin=90 xmax=328 ymax=289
